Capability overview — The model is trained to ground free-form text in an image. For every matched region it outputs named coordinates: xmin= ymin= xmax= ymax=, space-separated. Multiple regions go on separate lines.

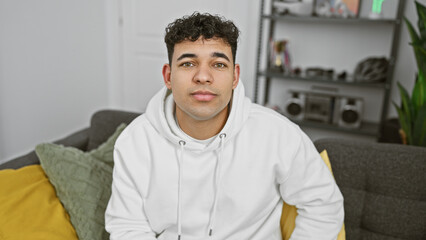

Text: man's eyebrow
xmin=177 ymin=53 xmax=197 ymax=61
xmin=212 ymin=52 xmax=230 ymax=62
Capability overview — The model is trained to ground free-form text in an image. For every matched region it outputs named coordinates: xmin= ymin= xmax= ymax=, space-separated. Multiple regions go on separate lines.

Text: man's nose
xmin=193 ymin=64 xmax=213 ymax=84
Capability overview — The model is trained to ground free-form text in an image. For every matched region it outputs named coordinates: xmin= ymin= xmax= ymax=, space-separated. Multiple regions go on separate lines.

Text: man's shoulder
xmin=249 ymin=103 xmax=296 ymax=126
xmin=242 ymin=103 xmax=302 ymax=137
xmin=241 ymin=103 xmax=305 ymax=151
xmin=115 ymin=113 xmax=151 ymax=144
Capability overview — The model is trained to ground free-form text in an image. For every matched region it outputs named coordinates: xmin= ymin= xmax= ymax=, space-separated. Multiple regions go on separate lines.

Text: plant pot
xmin=399 ymin=129 xmax=407 ymax=145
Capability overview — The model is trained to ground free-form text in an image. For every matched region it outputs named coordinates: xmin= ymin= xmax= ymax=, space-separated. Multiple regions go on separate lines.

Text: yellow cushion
xmin=280 ymin=150 xmax=346 ymax=240
xmin=0 ymin=165 xmax=78 ymax=240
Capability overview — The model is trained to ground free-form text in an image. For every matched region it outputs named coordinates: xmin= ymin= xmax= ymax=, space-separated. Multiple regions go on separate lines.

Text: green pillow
xmin=35 ymin=123 xmax=126 ymax=240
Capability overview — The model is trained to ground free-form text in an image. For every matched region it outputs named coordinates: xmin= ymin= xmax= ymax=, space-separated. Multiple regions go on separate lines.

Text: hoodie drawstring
xmin=208 ymin=133 xmax=226 ymax=237
xmin=176 ymin=134 xmax=227 ymax=239
xmin=177 ymin=140 xmax=186 ymax=240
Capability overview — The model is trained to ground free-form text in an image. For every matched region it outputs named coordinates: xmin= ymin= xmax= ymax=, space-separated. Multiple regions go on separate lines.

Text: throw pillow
xmin=35 ymin=123 xmax=126 ymax=240
xmin=280 ymin=150 xmax=346 ymax=240
xmin=0 ymin=165 xmax=78 ymax=239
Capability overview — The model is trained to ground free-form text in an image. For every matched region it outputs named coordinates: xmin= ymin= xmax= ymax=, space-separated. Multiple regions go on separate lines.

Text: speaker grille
xmin=342 ymin=109 xmax=359 ymax=123
xmin=287 ymin=103 xmax=302 ymax=116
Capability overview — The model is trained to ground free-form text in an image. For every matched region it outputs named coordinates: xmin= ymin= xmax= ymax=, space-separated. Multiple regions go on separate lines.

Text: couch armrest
xmin=0 ymin=127 xmax=90 ymax=170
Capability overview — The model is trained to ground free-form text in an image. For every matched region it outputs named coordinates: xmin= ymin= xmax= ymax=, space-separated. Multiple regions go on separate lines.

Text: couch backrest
xmin=315 ymin=138 xmax=426 ymax=240
xmin=86 ymin=109 xmax=141 ymax=151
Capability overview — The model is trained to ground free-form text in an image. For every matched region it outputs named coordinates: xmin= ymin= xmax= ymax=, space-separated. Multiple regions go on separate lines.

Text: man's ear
xmin=162 ymin=64 xmax=172 ymax=89
xmin=232 ymin=64 xmax=240 ymax=89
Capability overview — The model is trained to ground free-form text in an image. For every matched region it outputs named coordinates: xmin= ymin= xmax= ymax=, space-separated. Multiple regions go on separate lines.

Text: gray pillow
xmin=35 ymin=123 xmax=126 ymax=240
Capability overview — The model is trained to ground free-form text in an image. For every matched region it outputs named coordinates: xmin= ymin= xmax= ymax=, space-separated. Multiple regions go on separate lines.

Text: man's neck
xmin=175 ymin=106 xmax=229 ymax=140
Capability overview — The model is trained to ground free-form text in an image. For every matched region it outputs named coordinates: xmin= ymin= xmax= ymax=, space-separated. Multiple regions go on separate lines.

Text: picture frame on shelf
xmin=314 ymin=0 xmax=360 ymax=18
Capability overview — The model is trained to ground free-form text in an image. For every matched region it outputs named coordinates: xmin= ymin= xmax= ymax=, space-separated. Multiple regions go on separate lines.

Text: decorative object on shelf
xmin=337 ymin=71 xmax=347 ymax=80
xmin=334 ymin=0 xmax=358 ymax=18
xmin=269 ymin=39 xmax=292 ymax=73
xmin=273 ymin=0 xmax=314 ymax=16
xmin=354 ymin=57 xmax=389 ymax=83
xmin=315 ymin=0 xmax=333 ymax=17
xmin=293 ymin=66 xmax=302 ymax=75
xmin=369 ymin=0 xmax=385 ymax=19
xmin=305 ymin=67 xmax=334 ymax=79
xmin=393 ymin=1 xmax=426 ymax=147
xmin=315 ymin=0 xmax=359 ymax=18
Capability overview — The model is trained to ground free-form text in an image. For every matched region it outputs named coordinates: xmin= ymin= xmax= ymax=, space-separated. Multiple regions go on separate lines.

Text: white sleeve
xmin=105 ymin=147 xmax=157 ymax=240
xmin=279 ymin=131 xmax=344 ymax=240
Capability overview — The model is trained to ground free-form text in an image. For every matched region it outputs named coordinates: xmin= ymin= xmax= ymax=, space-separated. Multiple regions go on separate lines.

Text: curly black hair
xmin=164 ymin=12 xmax=240 ymax=64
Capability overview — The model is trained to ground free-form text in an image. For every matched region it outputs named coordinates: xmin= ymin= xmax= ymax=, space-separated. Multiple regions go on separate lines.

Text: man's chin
xmin=189 ymin=113 xmax=219 ymax=122
xmin=177 ymin=104 xmax=230 ymax=123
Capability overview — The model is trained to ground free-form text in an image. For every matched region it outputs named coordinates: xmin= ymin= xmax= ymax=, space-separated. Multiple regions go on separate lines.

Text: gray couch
xmin=1 ymin=109 xmax=425 ymax=239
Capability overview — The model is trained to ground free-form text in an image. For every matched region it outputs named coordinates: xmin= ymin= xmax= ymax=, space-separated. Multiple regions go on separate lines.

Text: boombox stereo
xmin=284 ymin=90 xmax=364 ymax=128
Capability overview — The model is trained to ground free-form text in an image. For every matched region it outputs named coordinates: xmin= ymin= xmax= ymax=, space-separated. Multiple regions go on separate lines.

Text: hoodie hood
xmin=145 ymin=81 xmax=252 ymax=152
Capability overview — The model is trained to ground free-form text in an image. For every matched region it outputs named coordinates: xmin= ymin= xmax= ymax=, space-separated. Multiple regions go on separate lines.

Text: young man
xmin=105 ymin=12 xmax=344 ymax=240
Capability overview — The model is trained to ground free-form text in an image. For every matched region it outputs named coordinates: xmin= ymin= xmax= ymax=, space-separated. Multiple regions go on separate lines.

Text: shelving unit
xmin=254 ymin=0 xmax=405 ymax=137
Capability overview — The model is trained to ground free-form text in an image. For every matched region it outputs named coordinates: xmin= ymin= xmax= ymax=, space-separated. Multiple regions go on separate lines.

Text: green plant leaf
xmin=412 ymin=103 xmax=426 ymax=146
xmin=405 ymin=17 xmax=423 ymax=71
xmin=398 ymin=82 xmax=414 ymax=118
xmin=412 ymin=70 xmax=426 ymax=111
xmin=412 ymin=42 xmax=426 ymax=54
xmin=412 ymin=45 xmax=426 ymax=73
xmin=415 ymin=1 xmax=426 ymax=40
xmin=399 ymin=1 xmax=426 ymax=147
xmin=393 ymin=102 xmax=412 ymax=144
xmin=405 ymin=17 xmax=421 ymax=44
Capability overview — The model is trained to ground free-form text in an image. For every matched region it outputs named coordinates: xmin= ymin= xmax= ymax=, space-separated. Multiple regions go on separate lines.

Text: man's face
xmin=162 ymin=37 xmax=240 ymax=123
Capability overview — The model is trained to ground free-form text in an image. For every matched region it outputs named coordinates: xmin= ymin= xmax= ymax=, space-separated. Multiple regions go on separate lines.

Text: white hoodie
xmin=105 ymin=82 xmax=344 ymax=240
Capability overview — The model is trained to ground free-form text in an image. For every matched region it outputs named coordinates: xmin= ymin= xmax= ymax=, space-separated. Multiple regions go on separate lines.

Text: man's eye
xmin=181 ymin=62 xmax=194 ymax=67
xmin=214 ymin=63 xmax=226 ymax=68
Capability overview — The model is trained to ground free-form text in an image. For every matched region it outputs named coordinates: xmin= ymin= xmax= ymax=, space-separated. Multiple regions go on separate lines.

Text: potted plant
xmin=393 ymin=1 xmax=426 ymax=147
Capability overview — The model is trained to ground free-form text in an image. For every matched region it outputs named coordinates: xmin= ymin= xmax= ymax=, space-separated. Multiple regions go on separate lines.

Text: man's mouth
xmin=191 ymin=90 xmax=217 ymax=101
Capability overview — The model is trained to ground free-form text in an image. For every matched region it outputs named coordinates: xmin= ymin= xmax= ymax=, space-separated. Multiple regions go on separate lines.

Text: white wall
xmin=0 ymin=0 xmax=109 ymax=163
